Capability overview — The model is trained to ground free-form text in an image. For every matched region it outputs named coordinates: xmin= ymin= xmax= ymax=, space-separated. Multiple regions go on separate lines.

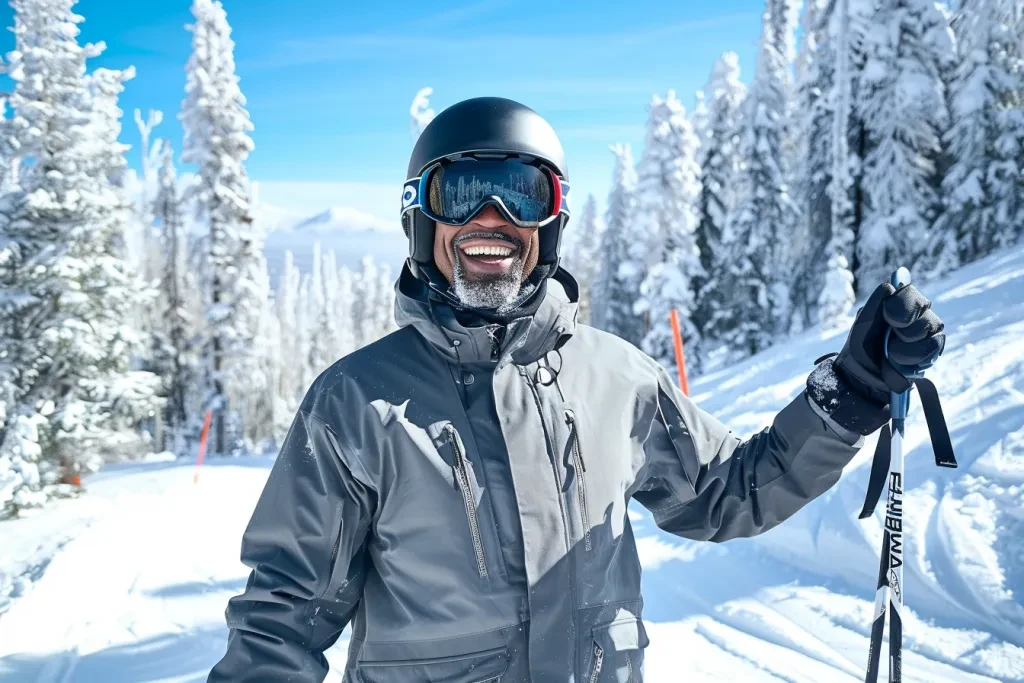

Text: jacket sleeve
xmin=207 ymin=400 xmax=376 ymax=682
xmin=631 ymin=358 xmax=867 ymax=542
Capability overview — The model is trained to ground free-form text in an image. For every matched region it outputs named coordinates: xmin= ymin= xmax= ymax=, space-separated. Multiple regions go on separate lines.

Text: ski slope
xmin=1 ymin=245 xmax=1023 ymax=682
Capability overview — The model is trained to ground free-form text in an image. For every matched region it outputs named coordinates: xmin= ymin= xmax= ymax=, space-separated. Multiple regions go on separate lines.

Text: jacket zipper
xmin=564 ymin=409 xmax=592 ymax=551
xmin=524 ymin=370 xmax=578 ymax=666
xmin=445 ymin=424 xmax=488 ymax=578
xmin=589 ymin=643 xmax=604 ymax=683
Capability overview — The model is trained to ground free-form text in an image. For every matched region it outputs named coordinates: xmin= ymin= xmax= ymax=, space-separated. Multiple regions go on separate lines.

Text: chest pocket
xmin=427 ymin=421 xmax=493 ymax=580
xmin=562 ymin=406 xmax=593 ymax=552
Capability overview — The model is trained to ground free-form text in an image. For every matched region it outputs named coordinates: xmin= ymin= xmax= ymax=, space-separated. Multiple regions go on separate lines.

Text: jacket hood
xmin=394 ymin=261 xmax=579 ymax=366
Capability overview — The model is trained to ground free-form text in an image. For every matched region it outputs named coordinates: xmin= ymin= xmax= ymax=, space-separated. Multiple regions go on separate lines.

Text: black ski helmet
xmin=402 ymin=96 xmax=570 ymax=285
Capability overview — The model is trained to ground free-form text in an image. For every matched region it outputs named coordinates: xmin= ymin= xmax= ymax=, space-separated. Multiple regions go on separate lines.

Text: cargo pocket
xmin=357 ymin=645 xmax=509 ymax=683
xmin=584 ymin=615 xmax=649 ymax=682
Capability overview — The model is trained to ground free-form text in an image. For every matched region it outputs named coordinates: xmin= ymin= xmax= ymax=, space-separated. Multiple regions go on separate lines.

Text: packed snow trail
xmin=2 ymin=245 xmax=1024 ymax=682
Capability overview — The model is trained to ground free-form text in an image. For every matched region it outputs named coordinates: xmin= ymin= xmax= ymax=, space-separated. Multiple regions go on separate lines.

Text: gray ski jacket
xmin=208 ymin=266 xmax=866 ymax=683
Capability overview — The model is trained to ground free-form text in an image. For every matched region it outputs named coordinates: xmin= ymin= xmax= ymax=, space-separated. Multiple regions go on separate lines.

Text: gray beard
xmin=451 ymin=233 xmax=526 ymax=312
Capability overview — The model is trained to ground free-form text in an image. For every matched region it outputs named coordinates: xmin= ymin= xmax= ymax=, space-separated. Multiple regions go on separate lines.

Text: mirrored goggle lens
xmin=427 ymin=159 xmax=554 ymax=225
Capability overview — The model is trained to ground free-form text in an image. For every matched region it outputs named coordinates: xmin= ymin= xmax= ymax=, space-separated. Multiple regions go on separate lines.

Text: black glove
xmin=808 ymin=281 xmax=946 ymax=435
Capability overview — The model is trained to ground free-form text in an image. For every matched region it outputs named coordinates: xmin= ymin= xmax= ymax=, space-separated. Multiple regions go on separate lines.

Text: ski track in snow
xmin=2 ymin=246 xmax=1024 ymax=681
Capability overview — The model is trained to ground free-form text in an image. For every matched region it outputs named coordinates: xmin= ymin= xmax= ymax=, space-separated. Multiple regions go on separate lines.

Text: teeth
xmin=462 ymin=245 xmax=514 ymax=257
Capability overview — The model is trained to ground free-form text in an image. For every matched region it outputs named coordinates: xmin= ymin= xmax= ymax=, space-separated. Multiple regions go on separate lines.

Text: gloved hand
xmin=808 ymin=281 xmax=946 ymax=435
xmin=835 ymin=281 xmax=945 ymax=403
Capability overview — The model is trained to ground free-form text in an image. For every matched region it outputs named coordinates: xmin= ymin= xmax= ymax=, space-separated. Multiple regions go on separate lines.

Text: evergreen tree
xmin=373 ymin=264 xmax=396 ymax=341
xmin=635 ymin=93 xmax=704 ymax=373
xmin=304 ymin=242 xmax=333 ymax=380
xmin=274 ymin=250 xmax=303 ymax=415
xmin=180 ymin=0 xmax=260 ymax=454
xmin=229 ymin=255 xmax=278 ymax=452
xmin=693 ymin=53 xmax=746 ymax=344
xmin=153 ymin=145 xmax=194 ymax=454
xmin=565 ymin=193 xmax=603 ymax=325
xmin=717 ymin=0 xmax=799 ymax=356
xmin=857 ymin=0 xmax=954 ymax=293
xmin=0 ymin=0 xmax=159 ymax=517
xmin=332 ymin=260 xmax=357 ymax=358
xmin=592 ymin=143 xmax=642 ymax=344
xmin=929 ymin=0 xmax=1024 ymax=271
xmin=790 ymin=0 xmax=838 ymax=330
xmin=354 ymin=255 xmax=381 ymax=349
xmin=690 ymin=89 xmax=710 ymax=149
xmin=829 ymin=0 xmax=876 ymax=298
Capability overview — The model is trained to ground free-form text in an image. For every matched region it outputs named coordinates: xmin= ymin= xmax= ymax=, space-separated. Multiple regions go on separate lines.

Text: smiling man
xmin=435 ymin=204 xmax=538 ymax=311
xmin=209 ymin=97 xmax=946 ymax=682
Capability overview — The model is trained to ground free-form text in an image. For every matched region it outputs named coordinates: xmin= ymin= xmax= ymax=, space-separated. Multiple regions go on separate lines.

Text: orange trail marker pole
xmin=194 ymin=409 xmax=213 ymax=484
xmin=669 ymin=309 xmax=690 ymax=396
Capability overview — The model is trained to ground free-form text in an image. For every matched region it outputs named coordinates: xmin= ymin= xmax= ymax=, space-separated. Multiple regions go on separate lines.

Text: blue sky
xmin=0 ymin=0 xmax=765 ymax=224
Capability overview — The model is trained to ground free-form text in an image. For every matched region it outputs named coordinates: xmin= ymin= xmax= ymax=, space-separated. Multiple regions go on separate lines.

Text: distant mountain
xmin=259 ymin=204 xmax=406 ymax=287
xmin=289 ymin=206 xmax=400 ymax=234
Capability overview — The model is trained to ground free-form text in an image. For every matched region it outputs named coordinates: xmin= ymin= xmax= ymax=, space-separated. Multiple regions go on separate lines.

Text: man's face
xmin=433 ymin=204 xmax=540 ymax=310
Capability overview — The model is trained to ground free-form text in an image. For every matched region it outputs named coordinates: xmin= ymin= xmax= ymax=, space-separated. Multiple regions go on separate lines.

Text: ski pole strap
xmin=858 ymin=424 xmax=891 ymax=519
xmin=857 ymin=377 xmax=957 ymax=519
xmin=913 ymin=377 xmax=957 ymax=469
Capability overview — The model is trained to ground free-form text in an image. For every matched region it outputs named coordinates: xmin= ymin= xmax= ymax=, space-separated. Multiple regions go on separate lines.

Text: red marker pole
xmin=193 ymin=409 xmax=213 ymax=484
xmin=669 ymin=309 xmax=690 ymax=396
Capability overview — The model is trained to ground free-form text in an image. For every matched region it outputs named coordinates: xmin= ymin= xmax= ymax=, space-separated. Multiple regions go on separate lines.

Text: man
xmin=208 ymin=97 xmax=945 ymax=682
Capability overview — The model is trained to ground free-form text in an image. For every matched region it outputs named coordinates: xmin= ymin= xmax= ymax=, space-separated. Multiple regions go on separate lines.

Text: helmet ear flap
xmin=538 ymin=214 xmax=568 ymax=270
xmin=408 ymin=209 xmax=435 ymax=266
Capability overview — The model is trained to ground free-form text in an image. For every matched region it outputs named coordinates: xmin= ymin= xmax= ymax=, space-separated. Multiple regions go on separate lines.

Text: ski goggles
xmin=401 ymin=155 xmax=570 ymax=229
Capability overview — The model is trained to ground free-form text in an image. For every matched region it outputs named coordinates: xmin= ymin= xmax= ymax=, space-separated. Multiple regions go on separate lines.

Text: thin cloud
xmin=246 ymin=12 xmax=760 ymax=69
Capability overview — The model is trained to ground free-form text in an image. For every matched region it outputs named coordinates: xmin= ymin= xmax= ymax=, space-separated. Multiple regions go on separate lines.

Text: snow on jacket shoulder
xmin=208 ymin=265 xmax=866 ymax=683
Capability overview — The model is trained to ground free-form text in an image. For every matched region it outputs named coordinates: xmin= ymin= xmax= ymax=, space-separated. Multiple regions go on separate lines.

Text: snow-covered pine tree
xmin=180 ymin=0 xmax=260 ymax=454
xmin=0 ymin=0 xmax=160 ymax=518
xmin=320 ymin=248 xmax=342 ymax=362
xmin=857 ymin=0 xmax=954 ymax=294
xmin=930 ymin=0 xmax=1024 ymax=270
xmin=354 ymin=255 xmax=381 ymax=349
xmin=592 ymin=143 xmax=642 ymax=344
xmin=566 ymin=194 xmax=603 ymax=325
xmin=153 ymin=144 xmax=195 ymax=454
xmin=690 ymin=89 xmax=710 ymax=150
xmin=411 ymin=87 xmax=436 ymax=143
xmin=304 ymin=242 xmax=333 ymax=380
xmin=818 ymin=0 xmax=876 ymax=301
xmin=818 ymin=252 xmax=857 ymax=328
xmin=693 ymin=53 xmax=746 ymax=345
xmin=332 ymin=260 xmax=357 ymax=359
xmin=373 ymin=264 xmax=396 ymax=341
xmin=228 ymin=254 xmax=279 ymax=453
xmin=789 ymin=0 xmax=837 ymax=331
xmin=717 ymin=0 xmax=800 ymax=356
xmin=130 ymin=109 xmax=165 ymax=298
xmin=635 ymin=92 xmax=704 ymax=374
xmin=273 ymin=250 xmax=303 ymax=422
xmin=295 ymin=271 xmax=313 ymax=394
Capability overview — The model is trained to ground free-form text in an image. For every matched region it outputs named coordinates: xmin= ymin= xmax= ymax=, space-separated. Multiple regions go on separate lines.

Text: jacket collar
xmin=394 ymin=262 xmax=579 ymax=367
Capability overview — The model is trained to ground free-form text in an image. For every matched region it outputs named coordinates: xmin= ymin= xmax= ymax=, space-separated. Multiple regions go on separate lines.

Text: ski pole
xmin=860 ymin=267 xmax=958 ymax=683
xmin=881 ymin=267 xmax=914 ymax=682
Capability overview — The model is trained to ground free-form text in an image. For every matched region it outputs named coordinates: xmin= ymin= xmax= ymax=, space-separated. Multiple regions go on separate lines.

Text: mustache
xmin=453 ymin=231 xmax=524 ymax=251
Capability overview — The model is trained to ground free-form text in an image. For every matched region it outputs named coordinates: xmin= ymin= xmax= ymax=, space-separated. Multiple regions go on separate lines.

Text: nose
xmin=469 ymin=205 xmax=509 ymax=228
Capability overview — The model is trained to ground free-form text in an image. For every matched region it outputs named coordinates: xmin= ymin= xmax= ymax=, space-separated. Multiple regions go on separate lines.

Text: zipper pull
xmin=445 ymin=425 xmax=463 ymax=489
xmin=565 ymin=409 xmax=585 ymax=472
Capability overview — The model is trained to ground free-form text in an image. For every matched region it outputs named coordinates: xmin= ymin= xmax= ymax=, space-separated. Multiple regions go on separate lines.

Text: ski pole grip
xmin=885 ymin=267 xmax=914 ymax=419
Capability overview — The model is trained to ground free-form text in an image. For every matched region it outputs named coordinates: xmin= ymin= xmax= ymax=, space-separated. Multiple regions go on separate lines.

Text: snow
xmin=2 ymin=244 xmax=1024 ymax=681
